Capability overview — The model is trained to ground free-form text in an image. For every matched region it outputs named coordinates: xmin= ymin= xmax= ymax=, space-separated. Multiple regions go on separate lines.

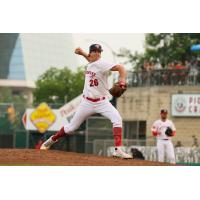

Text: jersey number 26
xmin=89 ymin=79 xmax=99 ymax=87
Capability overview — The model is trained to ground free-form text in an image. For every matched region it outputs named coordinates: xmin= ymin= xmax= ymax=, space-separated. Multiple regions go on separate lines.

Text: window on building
xmin=123 ymin=121 xmax=146 ymax=140
xmin=12 ymin=90 xmax=20 ymax=96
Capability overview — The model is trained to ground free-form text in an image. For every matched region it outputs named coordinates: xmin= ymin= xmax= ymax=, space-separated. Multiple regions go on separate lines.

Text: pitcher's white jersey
xmin=83 ymin=59 xmax=116 ymax=98
xmin=151 ymin=119 xmax=176 ymax=140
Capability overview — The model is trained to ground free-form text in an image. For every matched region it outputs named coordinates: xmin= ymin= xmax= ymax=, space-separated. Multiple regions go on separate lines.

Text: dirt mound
xmin=0 ymin=149 xmax=174 ymax=166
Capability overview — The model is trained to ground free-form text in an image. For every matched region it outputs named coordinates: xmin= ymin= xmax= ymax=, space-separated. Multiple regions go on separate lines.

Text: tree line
xmin=117 ymin=33 xmax=200 ymax=70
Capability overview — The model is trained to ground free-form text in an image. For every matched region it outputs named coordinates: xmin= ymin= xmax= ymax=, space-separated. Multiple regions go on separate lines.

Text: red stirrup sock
xmin=113 ymin=127 xmax=122 ymax=147
xmin=52 ymin=127 xmax=66 ymax=141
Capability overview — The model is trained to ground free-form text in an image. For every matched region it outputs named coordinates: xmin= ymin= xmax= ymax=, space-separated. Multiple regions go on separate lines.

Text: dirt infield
xmin=0 ymin=149 xmax=175 ymax=166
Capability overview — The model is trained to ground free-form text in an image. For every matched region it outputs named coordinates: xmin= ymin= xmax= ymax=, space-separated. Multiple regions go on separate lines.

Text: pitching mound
xmin=0 ymin=149 xmax=175 ymax=166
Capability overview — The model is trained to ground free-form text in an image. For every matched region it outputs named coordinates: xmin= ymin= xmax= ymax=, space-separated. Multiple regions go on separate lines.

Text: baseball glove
xmin=109 ymin=82 xmax=127 ymax=98
xmin=165 ymin=127 xmax=173 ymax=137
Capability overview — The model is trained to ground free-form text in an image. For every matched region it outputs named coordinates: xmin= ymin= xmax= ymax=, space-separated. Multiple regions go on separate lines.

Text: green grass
xmin=177 ymin=162 xmax=200 ymax=166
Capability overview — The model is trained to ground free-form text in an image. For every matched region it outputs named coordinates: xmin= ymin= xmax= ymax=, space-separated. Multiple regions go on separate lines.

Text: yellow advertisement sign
xmin=30 ymin=103 xmax=56 ymax=133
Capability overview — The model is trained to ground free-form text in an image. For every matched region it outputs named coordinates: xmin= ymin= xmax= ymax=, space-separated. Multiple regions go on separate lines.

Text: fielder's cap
xmin=89 ymin=44 xmax=103 ymax=53
xmin=160 ymin=109 xmax=168 ymax=114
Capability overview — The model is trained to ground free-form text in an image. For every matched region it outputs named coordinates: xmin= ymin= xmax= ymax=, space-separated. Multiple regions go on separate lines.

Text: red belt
xmin=83 ymin=95 xmax=105 ymax=102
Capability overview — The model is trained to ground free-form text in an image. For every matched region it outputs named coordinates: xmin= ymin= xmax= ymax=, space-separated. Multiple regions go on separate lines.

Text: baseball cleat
xmin=113 ymin=147 xmax=132 ymax=159
xmin=40 ymin=136 xmax=57 ymax=150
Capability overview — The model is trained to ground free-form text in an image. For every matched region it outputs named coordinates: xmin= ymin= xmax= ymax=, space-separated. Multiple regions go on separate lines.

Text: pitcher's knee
xmin=112 ymin=116 xmax=122 ymax=127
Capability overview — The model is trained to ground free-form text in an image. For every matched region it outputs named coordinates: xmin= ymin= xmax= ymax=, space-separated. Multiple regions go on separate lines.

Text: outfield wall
xmin=117 ymin=85 xmax=200 ymax=145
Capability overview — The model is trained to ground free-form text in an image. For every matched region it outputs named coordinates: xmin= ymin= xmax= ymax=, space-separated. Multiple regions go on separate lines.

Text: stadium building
xmin=0 ymin=33 xmax=78 ymax=103
xmin=118 ymin=70 xmax=200 ymax=147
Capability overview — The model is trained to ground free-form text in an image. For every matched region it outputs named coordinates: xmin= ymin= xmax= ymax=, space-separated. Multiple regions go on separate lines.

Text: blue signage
xmin=191 ymin=44 xmax=200 ymax=51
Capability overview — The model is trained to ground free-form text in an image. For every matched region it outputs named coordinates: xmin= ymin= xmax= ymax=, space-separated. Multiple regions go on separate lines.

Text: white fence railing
xmin=93 ymin=139 xmax=200 ymax=163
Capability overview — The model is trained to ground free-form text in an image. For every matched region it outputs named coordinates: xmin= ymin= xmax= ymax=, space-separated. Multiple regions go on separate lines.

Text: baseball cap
xmin=89 ymin=44 xmax=103 ymax=53
xmin=160 ymin=109 xmax=168 ymax=114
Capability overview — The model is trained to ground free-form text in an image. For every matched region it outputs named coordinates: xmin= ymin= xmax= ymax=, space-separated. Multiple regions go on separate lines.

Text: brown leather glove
xmin=109 ymin=81 xmax=127 ymax=98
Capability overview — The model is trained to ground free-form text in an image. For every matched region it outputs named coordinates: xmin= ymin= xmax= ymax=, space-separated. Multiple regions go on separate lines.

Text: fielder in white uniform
xmin=151 ymin=109 xmax=176 ymax=164
xmin=40 ymin=44 xmax=132 ymax=159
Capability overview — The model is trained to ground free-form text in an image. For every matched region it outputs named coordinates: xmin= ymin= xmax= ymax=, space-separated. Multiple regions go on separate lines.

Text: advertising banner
xmin=23 ymin=95 xmax=82 ymax=132
xmin=172 ymin=94 xmax=200 ymax=117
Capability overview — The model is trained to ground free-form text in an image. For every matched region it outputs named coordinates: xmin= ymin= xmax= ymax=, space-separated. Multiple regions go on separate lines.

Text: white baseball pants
xmin=64 ymin=98 xmax=122 ymax=134
xmin=157 ymin=139 xmax=176 ymax=164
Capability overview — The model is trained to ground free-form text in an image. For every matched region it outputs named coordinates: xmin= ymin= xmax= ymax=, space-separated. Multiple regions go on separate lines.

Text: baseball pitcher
xmin=40 ymin=44 xmax=132 ymax=159
xmin=151 ymin=109 xmax=176 ymax=164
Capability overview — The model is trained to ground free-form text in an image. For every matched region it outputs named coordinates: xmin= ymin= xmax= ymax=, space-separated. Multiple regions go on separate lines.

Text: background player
xmin=151 ymin=109 xmax=176 ymax=164
xmin=40 ymin=44 xmax=132 ymax=159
